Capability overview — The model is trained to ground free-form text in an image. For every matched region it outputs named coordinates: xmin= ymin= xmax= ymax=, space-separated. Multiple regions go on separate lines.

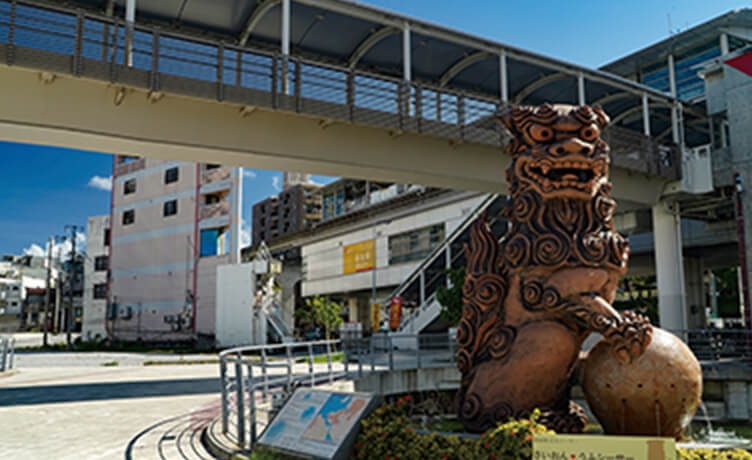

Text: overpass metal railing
xmin=0 ymin=0 xmax=680 ymax=180
xmin=0 ymin=336 xmax=16 ymax=372
xmin=217 ymin=332 xmax=455 ymax=450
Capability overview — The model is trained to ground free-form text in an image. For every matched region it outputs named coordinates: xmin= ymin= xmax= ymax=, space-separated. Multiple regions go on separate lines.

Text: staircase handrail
xmin=381 ymin=193 xmax=498 ymax=304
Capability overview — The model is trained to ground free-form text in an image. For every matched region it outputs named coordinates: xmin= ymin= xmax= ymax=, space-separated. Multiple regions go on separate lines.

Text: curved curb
xmin=202 ymin=416 xmax=250 ymax=460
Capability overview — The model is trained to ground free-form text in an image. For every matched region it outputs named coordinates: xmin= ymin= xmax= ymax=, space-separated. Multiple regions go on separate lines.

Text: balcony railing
xmin=202 ymin=167 xmax=232 ymax=184
xmin=199 ymin=200 xmax=230 ymax=220
xmin=0 ymin=0 xmax=680 ymax=180
xmin=114 ymin=158 xmax=146 ymax=177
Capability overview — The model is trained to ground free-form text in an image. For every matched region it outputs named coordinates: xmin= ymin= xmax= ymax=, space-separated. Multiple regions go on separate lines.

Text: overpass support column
xmin=652 ymin=200 xmax=688 ymax=331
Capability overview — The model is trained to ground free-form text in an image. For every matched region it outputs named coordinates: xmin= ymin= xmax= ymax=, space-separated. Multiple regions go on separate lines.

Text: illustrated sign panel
xmin=534 ymin=434 xmax=676 ymax=460
xmin=258 ymin=389 xmax=377 ymax=460
xmin=343 ymin=240 xmax=374 ymax=274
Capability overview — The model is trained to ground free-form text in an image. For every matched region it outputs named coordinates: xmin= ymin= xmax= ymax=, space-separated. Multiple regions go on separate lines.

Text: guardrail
xmin=0 ymin=0 xmax=680 ymax=180
xmin=0 ymin=336 xmax=15 ymax=372
xmin=217 ymin=332 xmax=455 ymax=450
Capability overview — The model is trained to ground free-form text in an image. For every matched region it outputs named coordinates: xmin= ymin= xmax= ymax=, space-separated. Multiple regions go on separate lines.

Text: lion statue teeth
xmin=455 ymin=103 xmax=653 ymax=433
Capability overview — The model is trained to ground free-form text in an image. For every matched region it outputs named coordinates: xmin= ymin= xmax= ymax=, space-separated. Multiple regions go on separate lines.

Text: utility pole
xmin=65 ymin=225 xmax=82 ymax=348
xmin=43 ymin=236 xmax=53 ymax=347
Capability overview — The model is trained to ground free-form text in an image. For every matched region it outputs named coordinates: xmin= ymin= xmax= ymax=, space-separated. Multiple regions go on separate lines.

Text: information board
xmin=258 ymin=388 xmax=378 ymax=460
xmin=534 ymin=434 xmax=676 ymax=460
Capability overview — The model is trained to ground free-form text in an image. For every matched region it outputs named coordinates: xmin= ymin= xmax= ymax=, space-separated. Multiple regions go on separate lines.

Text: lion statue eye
xmin=580 ymin=124 xmax=599 ymax=141
xmin=529 ymin=124 xmax=554 ymax=142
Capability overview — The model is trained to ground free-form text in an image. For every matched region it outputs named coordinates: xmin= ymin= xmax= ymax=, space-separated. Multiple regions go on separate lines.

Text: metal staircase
xmin=388 ymin=193 xmax=508 ymax=335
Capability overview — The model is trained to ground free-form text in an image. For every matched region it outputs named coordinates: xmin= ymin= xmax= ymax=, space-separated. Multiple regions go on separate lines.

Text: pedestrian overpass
xmin=0 ymin=0 xmax=710 ymax=330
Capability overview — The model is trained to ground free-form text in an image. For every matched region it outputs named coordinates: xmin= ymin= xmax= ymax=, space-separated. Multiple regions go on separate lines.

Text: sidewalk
xmin=0 ymin=359 xmax=220 ymax=459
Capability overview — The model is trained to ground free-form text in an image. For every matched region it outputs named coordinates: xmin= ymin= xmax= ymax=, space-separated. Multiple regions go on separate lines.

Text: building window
xmin=94 ymin=256 xmax=108 ymax=271
xmin=104 ymin=228 xmax=110 ymax=246
xmin=122 ymin=209 xmax=135 ymax=225
xmin=200 ymin=227 xmax=229 ymax=257
xmin=163 ymin=200 xmax=178 ymax=217
xmin=206 ymin=164 xmax=221 ymax=170
xmin=93 ymin=283 xmax=107 ymax=299
xmin=12 ymin=286 xmax=19 ymax=291
xmin=388 ymin=224 xmax=445 ymax=265
xmin=165 ymin=167 xmax=179 ymax=184
xmin=123 ymin=178 xmax=136 ymax=195
xmin=11 ymin=301 xmax=18 ymax=307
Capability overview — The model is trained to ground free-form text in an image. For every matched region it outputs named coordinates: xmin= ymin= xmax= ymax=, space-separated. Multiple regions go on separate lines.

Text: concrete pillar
xmin=652 ymin=201 xmax=688 ymax=330
xmin=347 ymin=297 xmax=357 ymax=321
xmin=684 ymin=256 xmax=706 ymax=328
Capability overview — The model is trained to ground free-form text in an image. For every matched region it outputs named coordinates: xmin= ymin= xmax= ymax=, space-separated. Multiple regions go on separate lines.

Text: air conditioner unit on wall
xmin=682 ymin=144 xmax=714 ymax=194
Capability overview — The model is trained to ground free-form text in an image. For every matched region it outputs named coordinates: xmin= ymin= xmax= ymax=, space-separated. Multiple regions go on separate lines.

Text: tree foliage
xmin=300 ymin=295 xmax=344 ymax=340
xmin=436 ymin=267 xmax=466 ymax=326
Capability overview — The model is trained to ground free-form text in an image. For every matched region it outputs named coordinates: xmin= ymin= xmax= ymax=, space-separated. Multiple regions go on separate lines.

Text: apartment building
xmin=82 ymin=215 xmax=110 ymax=341
xmin=108 ymin=156 xmax=242 ymax=341
xmin=252 ymin=183 xmax=322 ymax=245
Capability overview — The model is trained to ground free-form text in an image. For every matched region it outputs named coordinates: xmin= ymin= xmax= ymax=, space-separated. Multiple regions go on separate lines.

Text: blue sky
xmin=0 ymin=0 xmax=745 ymax=255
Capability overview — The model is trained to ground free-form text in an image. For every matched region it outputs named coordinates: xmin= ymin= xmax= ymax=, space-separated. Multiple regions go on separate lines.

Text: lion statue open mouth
xmin=454 ymin=103 xmax=653 ymax=434
xmin=505 ymin=104 xmax=609 ymax=200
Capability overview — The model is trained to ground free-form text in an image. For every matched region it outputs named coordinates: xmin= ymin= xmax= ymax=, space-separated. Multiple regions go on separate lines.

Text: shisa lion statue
xmin=455 ymin=103 xmax=702 ymax=437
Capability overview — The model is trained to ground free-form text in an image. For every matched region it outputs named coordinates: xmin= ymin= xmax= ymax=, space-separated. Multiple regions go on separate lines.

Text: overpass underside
xmin=0 ymin=0 xmax=710 ymax=333
xmin=0 ymin=0 xmax=680 ymax=206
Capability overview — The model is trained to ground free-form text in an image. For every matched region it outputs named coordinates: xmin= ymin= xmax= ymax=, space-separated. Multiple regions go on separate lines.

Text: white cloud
xmin=243 ymin=169 xmax=257 ymax=179
xmin=240 ymin=219 xmax=252 ymax=247
xmin=88 ymin=175 xmax=112 ymax=191
xmin=272 ymin=176 xmax=281 ymax=191
xmin=23 ymin=232 xmax=87 ymax=261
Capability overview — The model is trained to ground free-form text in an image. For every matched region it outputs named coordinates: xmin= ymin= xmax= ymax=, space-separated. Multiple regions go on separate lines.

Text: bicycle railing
xmin=218 ymin=332 xmax=455 ymax=449
xmin=0 ymin=336 xmax=15 ymax=372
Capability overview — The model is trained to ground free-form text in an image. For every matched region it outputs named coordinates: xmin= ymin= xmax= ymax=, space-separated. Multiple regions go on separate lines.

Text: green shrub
xmin=677 ymin=449 xmax=752 ymax=460
xmin=352 ymin=395 xmax=553 ymax=460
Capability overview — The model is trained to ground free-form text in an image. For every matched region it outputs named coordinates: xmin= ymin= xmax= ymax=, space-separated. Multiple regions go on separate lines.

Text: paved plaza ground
xmin=0 ymin=336 xmax=222 ymax=460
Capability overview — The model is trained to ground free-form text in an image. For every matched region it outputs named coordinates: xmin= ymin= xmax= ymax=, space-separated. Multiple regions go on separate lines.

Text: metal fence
xmin=673 ymin=329 xmax=752 ymax=365
xmin=0 ymin=336 xmax=15 ymax=372
xmin=0 ymin=0 xmax=680 ymax=180
xmin=217 ymin=332 xmax=455 ymax=450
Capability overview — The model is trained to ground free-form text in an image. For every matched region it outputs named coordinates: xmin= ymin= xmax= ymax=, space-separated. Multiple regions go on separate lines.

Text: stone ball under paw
xmin=582 ymin=327 xmax=702 ymax=439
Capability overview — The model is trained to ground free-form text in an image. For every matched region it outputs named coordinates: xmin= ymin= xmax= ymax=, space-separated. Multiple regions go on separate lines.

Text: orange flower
xmin=443 ymin=455 xmax=449 ymax=460
xmin=490 ymin=454 xmax=498 ymax=459
xmin=484 ymin=442 xmax=490 ymax=448
xmin=527 ymin=435 xmax=533 ymax=441
xmin=396 ymin=400 xmax=403 ymax=406
xmin=511 ymin=430 xmax=516 ymax=435
xmin=404 ymin=395 xmax=411 ymax=402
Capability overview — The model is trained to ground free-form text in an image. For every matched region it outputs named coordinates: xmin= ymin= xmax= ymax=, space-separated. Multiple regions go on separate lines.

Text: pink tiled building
xmin=107 ymin=156 xmax=242 ymax=342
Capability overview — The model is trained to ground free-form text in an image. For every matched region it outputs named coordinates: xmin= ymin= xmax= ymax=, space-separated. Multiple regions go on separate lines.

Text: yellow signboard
xmin=534 ymin=434 xmax=676 ymax=460
xmin=343 ymin=240 xmax=375 ymax=274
